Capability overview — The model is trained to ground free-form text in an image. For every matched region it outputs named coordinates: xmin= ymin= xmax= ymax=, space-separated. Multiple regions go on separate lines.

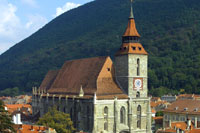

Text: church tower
xmin=115 ymin=1 xmax=148 ymax=99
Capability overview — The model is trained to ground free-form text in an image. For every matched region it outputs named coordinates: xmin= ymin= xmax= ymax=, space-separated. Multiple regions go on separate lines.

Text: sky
xmin=0 ymin=0 xmax=93 ymax=55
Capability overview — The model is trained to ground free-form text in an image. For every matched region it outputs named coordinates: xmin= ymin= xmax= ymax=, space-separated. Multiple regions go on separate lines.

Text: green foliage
xmin=0 ymin=100 xmax=16 ymax=133
xmin=37 ymin=107 xmax=75 ymax=133
xmin=155 ymin=111 xmax=164 ymax=117
xmin=0 ymin=87 xmax=22 ymax=97
xmin=0 ymin=0 xmax=200 ymax=96
xmin=149 ymin=86 xmax=178 ymax=97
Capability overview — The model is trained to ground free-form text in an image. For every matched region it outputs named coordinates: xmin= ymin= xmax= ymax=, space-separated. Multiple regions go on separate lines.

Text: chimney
xmin=187 ymin=119 xmax=191 ymax=130
xmin=12 ymin=115 xmax=17 ymax=124
xmin=176 ymin=128 xmax=180 ymax=133
xmin=19 ymin=124 xmax=23 ymax=129
xmin=195 ymin=117 xmax=197 ymax=128
xmin=169 ymin=120 xmax=172 ymax=128
xmin=31 ymin=125 xmax=34 ymax=131
xmin=16 ymin=113 xmax=22 ymax=124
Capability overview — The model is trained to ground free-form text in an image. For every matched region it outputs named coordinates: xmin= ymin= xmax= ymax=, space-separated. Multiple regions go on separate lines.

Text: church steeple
xmin=123 ymin=0 xmax=140 ymax=42
xmin=116 ymin=0 xmax=147 ymax=56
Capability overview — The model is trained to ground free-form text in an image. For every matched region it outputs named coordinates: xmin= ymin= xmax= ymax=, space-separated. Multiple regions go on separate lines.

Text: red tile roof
xmin=40 ymin=56 xmax=127 ymax=99
xmin=5 ymin=104 xmax=32 ymax=114
xmin=14 ymin=124 xmax=56 ymax=133
xmin=164 ymin=99 xmax=200 ymax=115
xmin=123 ymin=18 xmax=140 ymax=37
xmin=116 ymin=43 xmax=148 ymax=55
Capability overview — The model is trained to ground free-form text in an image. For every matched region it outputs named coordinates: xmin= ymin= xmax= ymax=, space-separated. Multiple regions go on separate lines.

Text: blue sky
xmin=0 ymin=0 xmax=93 ymax=54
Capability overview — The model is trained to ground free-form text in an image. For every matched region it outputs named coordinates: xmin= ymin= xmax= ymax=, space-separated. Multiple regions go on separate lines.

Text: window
xmin=165 ymin=115 xmax=168 ymax=120
xmin=137 ymin=59 xmax=140 ymax=76
xmin=132 ymin=46 xmax=136 ymax=50
xmin=137 ymin=105 xmax=141 ymax=129
xmin=120 ymin=107 xmax=126 ymax=124
xmin=104 ymin=107 xmax=108 ymax=131
xmin=107 ymin=68 xmax=110 ymax=71
xmin=136 ymin=92 xmax=140 ymax=98
xmin=104 ymin=122 xmax=108 ymax=131
xmin=176 ymin=115 xmax=179 ymax=121
xmin=70 ymin=108 xmax=73 ymax=120
xmin=87 ymin=106 xmax=90 ymax=130
xmin=138 ymin=47 xmax=142 ymax=51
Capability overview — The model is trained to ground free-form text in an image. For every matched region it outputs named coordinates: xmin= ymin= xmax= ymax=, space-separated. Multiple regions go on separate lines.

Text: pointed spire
xmin=129 ymin=0 xmax=134 ymax=19
xmin=79 ymin=85 xmax=84 ymax=97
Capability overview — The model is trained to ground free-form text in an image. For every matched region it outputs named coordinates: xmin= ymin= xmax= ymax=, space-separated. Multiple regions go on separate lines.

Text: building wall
xmin=163 ymin=112 xmax=200 ymax=128
xmin=33 ymin=95 xmax=151 ymax=133
xmin=32 ymin=95 xmax=94 ymax=132
xmin=93 ymin=98 xmax=151 ymax=133
xmin=128 ymin=54 xmax=148 ymax=98
xmin=115 ymin=55 xmax=129 ymax=94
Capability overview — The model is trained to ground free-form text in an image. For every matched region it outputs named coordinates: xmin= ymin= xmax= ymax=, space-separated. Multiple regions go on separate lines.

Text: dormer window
xmin=124 ymin=47 xmax=127 ymax=50
xmin=132 ymin=47 xmax=136 ymax=50
xmin=174 ymin=107 xmax=178 ymax=110
xmin=107 ymin=68 xmax=110 ymax=71
xmin=138 ymin=47 xmax=142 ymax=51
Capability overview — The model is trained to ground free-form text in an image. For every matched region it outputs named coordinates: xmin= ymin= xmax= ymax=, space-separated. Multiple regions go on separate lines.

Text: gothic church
xmin=32 ymin=2 xmax=152 ymax=133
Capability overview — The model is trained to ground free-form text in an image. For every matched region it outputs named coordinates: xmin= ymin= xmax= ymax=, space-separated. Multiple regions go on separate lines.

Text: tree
xmin=156 ymin=111 xmax=163 ymax=117
xmin=37 ymin=107 xmax=75 ymax=133
xmin=0 ymin=100 xmax=16 ymax=133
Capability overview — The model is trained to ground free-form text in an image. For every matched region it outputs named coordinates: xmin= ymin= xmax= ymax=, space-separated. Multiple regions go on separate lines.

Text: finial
xmin=129 ymin=0 xmax=134 ymax=19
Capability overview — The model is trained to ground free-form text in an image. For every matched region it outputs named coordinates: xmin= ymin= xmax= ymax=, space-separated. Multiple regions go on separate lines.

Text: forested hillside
xmin=0 ymin=0 xmax=200 ymax=96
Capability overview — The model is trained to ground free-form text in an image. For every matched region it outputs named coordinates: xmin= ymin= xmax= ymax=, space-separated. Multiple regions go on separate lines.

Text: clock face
xmin=135 ymin=79 xmax=142 ymax=88
xmin=133 ymin=78 xmax=143 ymax=90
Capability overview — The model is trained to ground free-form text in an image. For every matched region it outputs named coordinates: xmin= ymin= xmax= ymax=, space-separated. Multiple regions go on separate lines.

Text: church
xmin=32 ymin=2 xmax=152 ymax=133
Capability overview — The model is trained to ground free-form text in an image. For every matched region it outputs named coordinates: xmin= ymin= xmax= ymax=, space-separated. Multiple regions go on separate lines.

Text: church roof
xmin=123 ymin=18 xmax=140 ymax=37
xmin=116 ymin=42 xmax=148 ymax=55
xmin=40 ymin=70 xmax=59 ymax=91
xmin=40 ymin=56 xmax=127 ymax=99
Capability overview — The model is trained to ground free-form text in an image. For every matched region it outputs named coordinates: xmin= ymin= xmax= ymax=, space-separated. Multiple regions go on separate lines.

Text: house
xmin=14 ymin=124 xmax=56 ymax=133
xmin=163 ymin=100 xmax=200 ymax=129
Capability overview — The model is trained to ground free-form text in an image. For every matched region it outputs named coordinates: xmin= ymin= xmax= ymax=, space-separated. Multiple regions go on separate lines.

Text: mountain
xmin=0 ymin=0 xmax=200 ymax=96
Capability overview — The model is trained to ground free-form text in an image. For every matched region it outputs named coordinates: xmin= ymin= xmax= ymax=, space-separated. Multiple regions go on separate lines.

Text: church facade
xmin=32 ymin=3 xmax=152 ymax=133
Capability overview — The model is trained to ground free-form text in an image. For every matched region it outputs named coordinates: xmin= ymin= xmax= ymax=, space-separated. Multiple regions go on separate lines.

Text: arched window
xmin=120 ymin=107 xmax=126 ymax=124
xmin=136 ymin=91 xmax=140 ymax=98
xmin=137 ymin=58 xmax=140 ymax=76
xmin=137 ymin=105 xmax=141 ymax=129
xmin=87 ymin=106 xmax=90 ymax=130
xmin=104 ymin=107 xmax=108 ymax=131
xmin=70 ymin=108 xmax=73 ymax=120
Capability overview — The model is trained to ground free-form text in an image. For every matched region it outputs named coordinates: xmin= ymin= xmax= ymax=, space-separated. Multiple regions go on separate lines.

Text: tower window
xmin=104 ymin=106 xmax=108 ymax=131
xmin=136 ymin=92 xmax=140 ymax=98
xmin=137 ymin=58 xmax=140 ymax=76
xmin=137 ymin=105 xmax=142 ymax=129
